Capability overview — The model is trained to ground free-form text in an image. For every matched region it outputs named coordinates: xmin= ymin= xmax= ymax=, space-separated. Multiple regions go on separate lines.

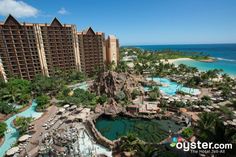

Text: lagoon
xmin=174 ymin=59 xmax=236 ymax=76
xmin=95 ymin=116 xmax=184 ymax=143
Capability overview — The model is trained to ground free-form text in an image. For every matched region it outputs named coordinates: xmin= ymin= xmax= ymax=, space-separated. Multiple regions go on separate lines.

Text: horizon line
xmin=121 ymin=42 xmax=236 ymax=47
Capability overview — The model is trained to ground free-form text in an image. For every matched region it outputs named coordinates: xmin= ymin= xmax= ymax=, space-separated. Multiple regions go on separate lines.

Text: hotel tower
xmin=78 ymin=27 xmax=106 ymax=75
xmin=106 ymin=35 xmax=119 ymax=66
xmin=0 ymin=15 xmax=119 ymax=81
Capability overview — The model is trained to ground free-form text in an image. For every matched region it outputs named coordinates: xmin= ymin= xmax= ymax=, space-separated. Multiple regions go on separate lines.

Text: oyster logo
xmin=170 ymin=136 xmax=183 ymax=147
xmin=169 ymin=136 xmax=232 ymax=153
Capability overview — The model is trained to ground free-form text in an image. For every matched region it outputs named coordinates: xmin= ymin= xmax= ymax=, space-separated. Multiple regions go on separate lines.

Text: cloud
xmin=58 ymin=7 xmax=69 ymax=15
xmin=0 ymin=0 xmax=38 ymax=18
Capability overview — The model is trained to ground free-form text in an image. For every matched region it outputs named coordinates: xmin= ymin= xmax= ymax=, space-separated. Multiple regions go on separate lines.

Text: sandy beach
xmin=161 ymin=58 xmax=194 ymax=64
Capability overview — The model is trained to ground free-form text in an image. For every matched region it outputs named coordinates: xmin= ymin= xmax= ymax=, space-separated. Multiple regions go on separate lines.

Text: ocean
xmin=125 ymin=43 xmax=236 ymax=76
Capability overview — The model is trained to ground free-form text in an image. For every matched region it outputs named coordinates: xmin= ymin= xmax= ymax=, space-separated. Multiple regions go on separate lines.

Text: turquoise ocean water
xmin=125 ymin=44 xmax=236 ymax=76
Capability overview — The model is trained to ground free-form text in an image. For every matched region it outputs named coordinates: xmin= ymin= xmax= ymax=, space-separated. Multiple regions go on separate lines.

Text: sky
xmin=0 ymin=0 xmax=236 ymax=45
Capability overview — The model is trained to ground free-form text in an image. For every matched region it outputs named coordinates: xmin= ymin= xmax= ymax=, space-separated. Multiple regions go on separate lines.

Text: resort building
xmin=36 ymin=18 xmax=80 ymax=76
xmin=0 ymin=59 xmax=6 ymax=81
xmin=0 ymin=15 xmax=119 ymax=80
xmin=106 ymin=35 xmax=119 ymax=66
xmin=0 ymin=15 xmax=45 ymax=80
xmin=78 ymin=27 xmax=106 ymax=75
xmin=0 ymin=15 xmax=80 ymax=80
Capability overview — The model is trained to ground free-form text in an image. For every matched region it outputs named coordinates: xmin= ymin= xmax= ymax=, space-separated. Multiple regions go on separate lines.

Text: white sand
xmin=166 ymin=58 xmax=194 ymax=64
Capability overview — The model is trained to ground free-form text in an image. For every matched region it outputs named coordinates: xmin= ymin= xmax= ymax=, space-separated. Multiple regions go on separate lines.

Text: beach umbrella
xmin=203 ymin=108 xmax=211 ymax=112
xmin=63 ymin=104 xmax=70 ymax=108
xmin=58 ymin=108 xmax=65 ymax=113
xmin=6 ymin=147 xmax=19 ymax=156
xmin=185 ymin=95 xmax=191 ymax=99
xmin=212 ymin=104 xmax=220 ymax=109
xmin=210 ymin=98 xmax=217 ymax=101
xmin=200 ymin=105 xmax=206 ymax=109
xmin=232 ymin=122 xmax=236 ymax=126
xmin=169 ymin=98 xmax=174 ymax=102
xmin=70 ymin=105 xmax=77 ymax=110
xmin=207 ymin=106 xmax=214 ymax=109
xmin=192 ymin=105 xmax=199 ymax=109
xmin=18 ymin=135 xmax=31 ymax=142
xmin=163 ymin=96 xmax=169 ymax=100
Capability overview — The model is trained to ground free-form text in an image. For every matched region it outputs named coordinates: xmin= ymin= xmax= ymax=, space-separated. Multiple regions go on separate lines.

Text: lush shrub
xmin=172 ymin=101 xmax=186 ymax=107
xmin=63 ymin=88 xmax=98 ymax=107
xmin=35 ymin=94 xmax=50 ymax=110
xmin=0 ymin=122 xmax=7 ymax=138
xmin=0 ymin=78 xmax=31 ymax=103
xmin=149 ymin=92 xmax=158 ymax=101
xmin=0 ymin=101 xmax=15 ymax=114
xmin=182 ymin=127 xmax=194 ymax=138
xmin=148 ymin=87 xmax=160 ymax=101
xmin=131 ymin=89 xmax=140 ymax=99
xmin=219 ymin=106 xmax=234 ymax=118
xmin=201 ymin=95 xmax=211 ymax=101
xmin=97 ymin=94 xmax=108 ymax=105
xmin=15 ymin=117 xmax=32 ymax=135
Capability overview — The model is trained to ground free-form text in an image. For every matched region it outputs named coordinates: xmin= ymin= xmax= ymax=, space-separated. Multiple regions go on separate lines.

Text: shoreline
xmin=166 ymin=57 xmax=216 ymax=64
xmin=166 ymin=58 xmax=236 ymax=78
xmin=166 ymin=58 xmax=194 ymax=64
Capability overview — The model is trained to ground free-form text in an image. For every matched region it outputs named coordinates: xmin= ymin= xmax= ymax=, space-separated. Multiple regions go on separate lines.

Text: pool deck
xmin=20 ymin=105 xmax=58 ymax=156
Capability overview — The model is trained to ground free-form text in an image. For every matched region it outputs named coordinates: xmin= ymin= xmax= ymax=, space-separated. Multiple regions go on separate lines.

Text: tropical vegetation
xmin=14 ymin=116 xmax=32 ymax=135
xmin=0 ymin=122 xmax=7 ymax=138
xmin=35 ymin=94 xmax=50 ymax=111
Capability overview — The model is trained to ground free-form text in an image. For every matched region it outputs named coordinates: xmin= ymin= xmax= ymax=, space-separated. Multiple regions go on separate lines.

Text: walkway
xmin=22 ymin=105 xmax=58 ymax=156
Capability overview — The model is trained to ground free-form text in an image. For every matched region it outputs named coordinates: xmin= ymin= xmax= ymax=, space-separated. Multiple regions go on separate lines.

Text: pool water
xmin=95 ymin=116 xmax=183 ymax=143
xmin=145 ymin=77 xmax=200 ymax=96
xmin=78 ymin=130 xmax=112 ymax=157
xmin=0 ymin=101 xmax=42 ymax=157
xmin=73 ymin=82 xmax=88 ymax=91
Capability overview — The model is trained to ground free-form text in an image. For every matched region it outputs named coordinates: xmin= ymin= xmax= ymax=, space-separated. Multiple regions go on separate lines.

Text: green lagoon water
xmin=95 ymin=116 xmax=183 ymax=143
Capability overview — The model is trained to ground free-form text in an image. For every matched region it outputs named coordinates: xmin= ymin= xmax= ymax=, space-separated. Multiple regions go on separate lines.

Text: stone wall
xmin=86 ymin=120 xmax=115 ymax=149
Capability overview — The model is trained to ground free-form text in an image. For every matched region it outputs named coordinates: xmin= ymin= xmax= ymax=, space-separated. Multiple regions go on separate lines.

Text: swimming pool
xmin=95 ymin=116 xmax=184 ymax=143
xmin=78 ymin=130 xmax=112 ymax=157
xmin=72 ymin=82 xmax=88 ymax=91
xmin=144 ymin=77 xmax=200 ymax=96
xmin=0 ymin=101 xmax=42 ymax=157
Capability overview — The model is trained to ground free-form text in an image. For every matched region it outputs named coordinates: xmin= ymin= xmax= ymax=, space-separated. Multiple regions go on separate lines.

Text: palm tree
xmin=135 ymin=144 xmax=159 ymax=157
xmin=119 ymin=133 xmax=141 ymax=152
xmin=116 ymin=61 xmax=129 ymax=73
xmin=195 ymin=112 xmax=218 ymax=141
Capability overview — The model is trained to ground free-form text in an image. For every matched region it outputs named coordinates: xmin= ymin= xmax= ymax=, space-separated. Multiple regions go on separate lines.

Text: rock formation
xmin=90 ymin=71 xmax=144 ymax=101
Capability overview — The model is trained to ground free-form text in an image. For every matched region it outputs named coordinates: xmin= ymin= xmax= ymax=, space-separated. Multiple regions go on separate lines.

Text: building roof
xmin=108 ymin=35 xmax=117 ymax=39
xmin=50 ymin=18 xmax=63 ymax=27
xmin=83 ymin=27 xmax=95 ymax=35
xmin=4 ymin=14 xmax=21 ymax=26
xmin=0 ymin=15 xmax=73 ymax=27
xmin=78 ymin=27 xmax=104 ymax=35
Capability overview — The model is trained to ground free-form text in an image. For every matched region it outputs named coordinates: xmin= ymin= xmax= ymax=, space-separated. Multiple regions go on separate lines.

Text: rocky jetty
xmin=90 ymin=71 xmax=144 ymax=101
